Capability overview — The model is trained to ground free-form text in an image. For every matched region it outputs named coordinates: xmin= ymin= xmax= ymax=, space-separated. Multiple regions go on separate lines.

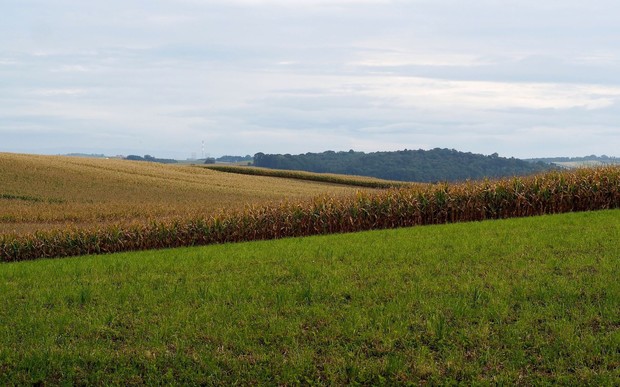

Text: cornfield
xmin=0 ymin=153 xmax=367 ymax=234
xmin=202 ymin=165 xmax=411 ymax=188
xmin=2 ymin=167 xmax=620 ymax=262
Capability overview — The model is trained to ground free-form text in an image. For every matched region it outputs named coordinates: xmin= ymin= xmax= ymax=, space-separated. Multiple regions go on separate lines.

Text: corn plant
xmin=2 ymin=166 xmax=620 ymax=262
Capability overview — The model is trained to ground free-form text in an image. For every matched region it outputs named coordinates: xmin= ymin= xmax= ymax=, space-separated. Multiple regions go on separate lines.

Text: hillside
xmin=4 ymin=164 xmax=620 ymax=261
xmin=1 ymin=210 xmax=618 ymax=384
xmin=201 ymin=164 xmax=413 ymax=188
xmin=253 ymin=148 xmax=551 ymax=182
xmin=0 ymin=153 xmax=372 ymax=234
xmin=528 ymin=155 xmax=620 ymax=165
xmin=527 ymin=155 xmax=620 ymax=169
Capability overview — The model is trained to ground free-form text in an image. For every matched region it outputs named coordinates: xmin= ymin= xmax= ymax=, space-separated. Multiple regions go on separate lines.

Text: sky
xmin=1 ymin=0 xmax=619 ymax=159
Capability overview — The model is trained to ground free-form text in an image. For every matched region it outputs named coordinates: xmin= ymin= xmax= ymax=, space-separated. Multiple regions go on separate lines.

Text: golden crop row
xmin=2 ymin=166 xmax=620 ymax=262
xmin=202 ymin=165 xmax=413 ymax=188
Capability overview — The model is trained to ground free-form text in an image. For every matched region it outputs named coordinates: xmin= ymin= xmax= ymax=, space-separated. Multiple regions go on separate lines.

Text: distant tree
xmin=252 ymin=148 xmax=552 ymax=183
xmin=204 ymin=157 xmax=216 ymax=164
xmin=125 ymin=154 xmax=177 ymax=164
xmin=253 ymin=153 xmax=266 ymax=166
xmin=216 ymin=155 xmax=253 ymax=163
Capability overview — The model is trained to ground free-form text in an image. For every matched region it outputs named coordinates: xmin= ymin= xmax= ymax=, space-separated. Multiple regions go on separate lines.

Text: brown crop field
xmin=3 ymin=159 xmax=620 ymax=262
xmin=201 ymin=164 xmax=412 ymax=188
xmin=0 ymin=153 xmax=373 ymax=235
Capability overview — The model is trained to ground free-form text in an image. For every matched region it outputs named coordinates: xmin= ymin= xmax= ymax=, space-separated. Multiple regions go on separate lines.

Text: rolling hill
xmin=253 ymin=148 xmax=552 ymax=182
xmin=1 ymin=210 xmax=618 ymax=384
xmin=0 ymin=153 xmax=375 ymax=234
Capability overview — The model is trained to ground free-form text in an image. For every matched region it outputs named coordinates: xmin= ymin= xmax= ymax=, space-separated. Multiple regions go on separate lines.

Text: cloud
xmin=0 ymin=0 xmax=619 ymax=159
xmin=185 ymin=0 xmax=394 ymax=5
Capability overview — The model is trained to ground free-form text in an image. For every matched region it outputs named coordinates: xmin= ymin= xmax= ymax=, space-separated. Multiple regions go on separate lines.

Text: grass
xmin=1 ymin=210 xmax=618 ymax=384
xmin=0 ymin=153 xmax=372 ymax=234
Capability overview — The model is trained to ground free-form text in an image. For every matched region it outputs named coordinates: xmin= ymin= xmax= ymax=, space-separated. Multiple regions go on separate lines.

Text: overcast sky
xmin=1 ymin=0 xmax=619 ymax=159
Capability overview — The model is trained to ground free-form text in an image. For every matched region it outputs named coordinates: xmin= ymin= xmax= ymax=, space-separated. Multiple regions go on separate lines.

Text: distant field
xmin=1 ymin=210 xmax=618 ymax=384
xmin=202 ymin=164 xmax=413 ymax=188
xmin=554 ymin=160 xmax=620 ymax=169
xmin=0 ymin=153 xmax=372 ymax=234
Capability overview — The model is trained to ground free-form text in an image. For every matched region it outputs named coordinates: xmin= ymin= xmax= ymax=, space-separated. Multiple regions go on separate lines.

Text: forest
xmin=253 ymin=148 xmax=551 ymax=182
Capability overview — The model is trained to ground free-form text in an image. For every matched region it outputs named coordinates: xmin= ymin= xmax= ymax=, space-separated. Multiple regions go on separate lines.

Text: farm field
xmin=1 ymin=210 xmax=619 ymax=385
xmin=0 ymin=153 xmax=374 ymax=235
xmin=3 ymin=160 xmax=620 ymax=262
xmin=554 ymin=160 xmax=620 ymax=169
xmin=201 ymin=164 xmax=413 ymax=188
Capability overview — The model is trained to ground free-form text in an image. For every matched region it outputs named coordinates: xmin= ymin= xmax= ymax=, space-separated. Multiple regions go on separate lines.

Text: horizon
xmin=2 ymin=1 xmax=619 ymax=159
xmin=3 ymin=148 xmax=618 ymax=162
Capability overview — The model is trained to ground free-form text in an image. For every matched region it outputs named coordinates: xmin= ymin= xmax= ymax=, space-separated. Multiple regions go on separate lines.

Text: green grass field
xmin=1 ymin=210 xmax=619 ymax=385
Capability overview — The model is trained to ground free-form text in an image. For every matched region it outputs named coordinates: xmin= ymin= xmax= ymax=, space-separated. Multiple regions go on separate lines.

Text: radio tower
xmin=201 ymin=140 xmax=205 ymax=159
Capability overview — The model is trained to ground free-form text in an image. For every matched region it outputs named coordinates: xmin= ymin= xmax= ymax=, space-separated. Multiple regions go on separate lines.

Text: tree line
xmin=126 ymin=155 xmax=178 ymax=164
xmin=253 ymin=148 xmax=552 ymax=183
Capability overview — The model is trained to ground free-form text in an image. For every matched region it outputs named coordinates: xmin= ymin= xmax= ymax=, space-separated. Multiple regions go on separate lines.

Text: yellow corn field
xmin=2 ymin=166 xmax=620 ymax=262
xmin=0 ymin=153 xmax=368 ymax=234
xmin=202 ymin=165 xmax=412 ymax=188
